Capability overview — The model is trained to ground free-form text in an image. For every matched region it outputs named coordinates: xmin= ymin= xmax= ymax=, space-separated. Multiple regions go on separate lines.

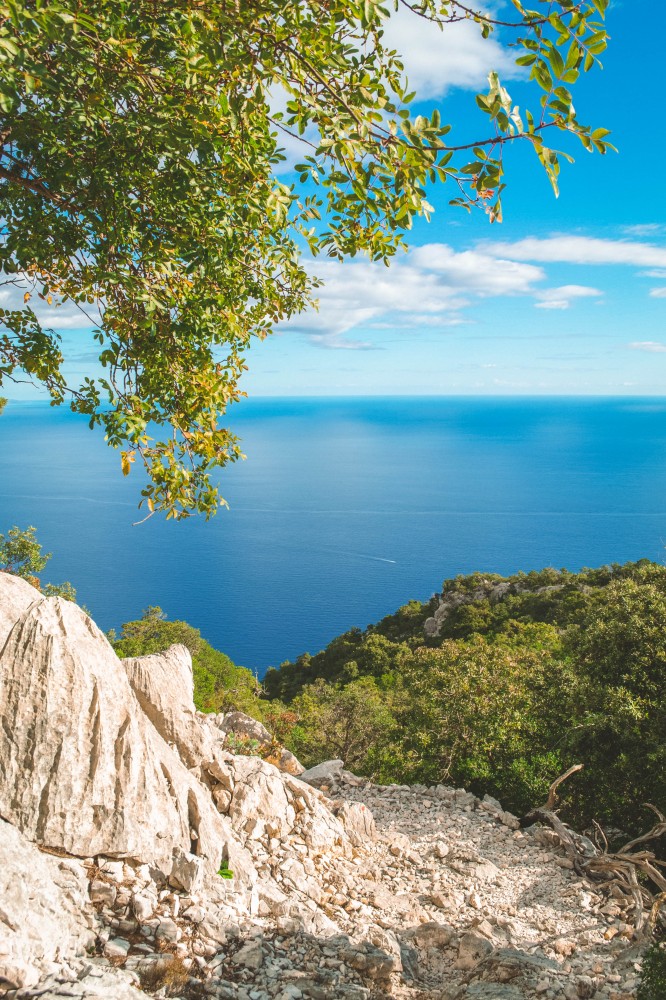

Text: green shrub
xmin=289 ymin=675 xmax=397 ymax=777
xmin=637 ymin=939 xmax=666 ymax=1000
xmin=0 ymin=525 xmax=77 ymax=600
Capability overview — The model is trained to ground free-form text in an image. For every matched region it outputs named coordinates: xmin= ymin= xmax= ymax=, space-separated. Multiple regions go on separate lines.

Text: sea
xmin=2 ymin=395 xmax=666 ymax=675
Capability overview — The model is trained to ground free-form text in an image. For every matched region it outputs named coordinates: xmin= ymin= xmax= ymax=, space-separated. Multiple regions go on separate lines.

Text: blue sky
xmin=244 ymin=0 xmax=666 ymax=396
xmin=7 ymin=1 xmax=665 ymax=399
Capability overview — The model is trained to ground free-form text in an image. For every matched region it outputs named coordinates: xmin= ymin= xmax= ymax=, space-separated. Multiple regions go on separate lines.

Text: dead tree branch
xmin=522 ymin=766 xmax=666 ymax=939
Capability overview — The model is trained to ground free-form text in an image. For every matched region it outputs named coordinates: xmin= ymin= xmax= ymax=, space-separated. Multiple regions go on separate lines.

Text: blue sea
xmin=2 ymin=396 xmax=666 ymax=674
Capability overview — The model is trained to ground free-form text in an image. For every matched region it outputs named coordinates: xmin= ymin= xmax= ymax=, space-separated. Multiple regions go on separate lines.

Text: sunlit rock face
xmin=0 ymin=587 xmax=228 ymax=875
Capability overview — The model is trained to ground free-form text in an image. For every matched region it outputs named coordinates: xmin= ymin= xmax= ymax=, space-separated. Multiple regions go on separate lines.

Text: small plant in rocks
xmin=217 ymin=865 xmax=234 ymax=879
xmin=138 ymin=955 xmax=190 ymax=996
xmin=224 ymin=732 xmax=263 ymax=757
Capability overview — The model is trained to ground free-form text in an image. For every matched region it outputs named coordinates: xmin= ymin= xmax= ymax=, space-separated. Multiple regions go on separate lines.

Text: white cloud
xmin=628 ymin=342 xmax=666 ymax=353
xmin=0 ymin=279 xmax=99 ymax=330
xmin=309 ymin=334 xmax=378 ymax=351
xmin=411 ymin=244 xmax=543 ymax=294
xmin=282 ymin=244 xmax=568 ymax=347
xmin=282 ymin=255 xmax=471 ymax=346
xmin=282 ymin=241 xmax=617 ymax=347
xmin=485 ymin=235 xmax=666 ymax=269
xmin=649 ymin=287 xmax=666 ymax=298
xmin=534 ymin=285 xmax=603 ymax=311
xmin=623 ymin=224 xmax=665 ymax=237
xmin=381 ymin=7 xmax=519 ymax=98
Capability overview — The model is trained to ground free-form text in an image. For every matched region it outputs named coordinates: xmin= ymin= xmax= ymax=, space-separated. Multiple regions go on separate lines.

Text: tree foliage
xmin=0 ymin=0 xmax=611 ymax=517
xmin=0 ymin=524 xmax=48 ymax=584
xmin=110 ymin=605 xmax=261 ymax=714
xmin=0 ymin=523 xmax=77 ymax=597
xmin=289 ymin=676 xmax=398 ymax=772
xmin=267 ymin=560 xmax=666 ymax=834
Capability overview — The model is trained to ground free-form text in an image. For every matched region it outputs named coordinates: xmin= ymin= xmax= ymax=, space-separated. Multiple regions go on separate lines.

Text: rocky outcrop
xmin=424 ymin=578 xmax=569 ymax=638
xmin=123 ymin=643 xmax=211 ymax=768
xmin=424 ymin=579 xmax=516 ymax=637
xmin=0 ymin=574 xmax=647 ymax=1000
xmin=0 ymin=585 xmax=235 ymax=878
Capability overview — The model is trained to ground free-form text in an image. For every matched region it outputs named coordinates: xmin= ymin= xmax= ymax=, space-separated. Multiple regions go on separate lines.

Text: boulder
xmin=228 ymin=754 xmax=295 ymax=840
xmin=122 ymin=644 xmax=212 ymax=768
xmin=405 ymin=921 xmax=456 ymax=950
xmin=332 ymin=800 xmax=377 ymax=845
xmin=0 ymin=587 xmax=233 ymax=879
xmin=299 ymin=759 xmax=344 ymax=788
xmin=218 ymin=711 xmax=273 ymax=746
xmin=456 ymin=930 xmax=494 ymax=970
xmin=168 ymin=846 xmax=205 ymax=893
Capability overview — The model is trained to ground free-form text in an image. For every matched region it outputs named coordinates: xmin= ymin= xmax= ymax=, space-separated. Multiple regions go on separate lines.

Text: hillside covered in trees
xmin=110 ymin=560 xmax=665 ymax=840
xmin=261 ymin=560 xmax=665 ymax=837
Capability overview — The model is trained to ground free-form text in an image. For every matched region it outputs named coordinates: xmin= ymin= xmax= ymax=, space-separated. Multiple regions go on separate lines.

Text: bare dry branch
xmin=523 ymin=770 xmax=666 ymax=940
xmin=545 ymin=763 xmax=584 ymax=810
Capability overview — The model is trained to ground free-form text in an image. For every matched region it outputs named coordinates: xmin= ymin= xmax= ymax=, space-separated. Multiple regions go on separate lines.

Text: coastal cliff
xmin=0 ymin=574 xmax=649 ymax=1000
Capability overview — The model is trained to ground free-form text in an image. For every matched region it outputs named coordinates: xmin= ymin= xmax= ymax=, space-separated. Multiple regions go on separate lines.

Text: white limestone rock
xmin=0 ymin=818 xmax=95 ymax=990
xmin=332 ymin=800 xmax=377 ymax=846
xmin=227 ymin=754 xmax=346 ymax=854
xmin=217 ymin=710 xmax=273 ymax=745
xmin=0 ymin=571 xmax=41 ymax=648
xmin=228 ymin=754 xmax=295 ymax=841
xmin=122 ymin=643 xmax=213 ymax=768
xmin=299 ymin=759 xmax=344 ymax=788
xmin=169 ymin=846 xmax=205 ymax=894
xmin=0 ymin=587 xmax=231 ymax=879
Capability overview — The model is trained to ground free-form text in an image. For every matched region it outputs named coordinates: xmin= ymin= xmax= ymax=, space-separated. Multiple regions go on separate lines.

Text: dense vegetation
xmin=264 ymin=561 xmax=666 ymax=836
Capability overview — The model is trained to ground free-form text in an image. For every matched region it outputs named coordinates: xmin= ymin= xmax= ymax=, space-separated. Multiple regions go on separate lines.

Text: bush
xmin=0 ymin=524 xmax=77 ymax=600
xmin=288 ymin=676 xmax=397 ymax=776
xmin=637 ymin=939 xmax=666 ymax=1000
